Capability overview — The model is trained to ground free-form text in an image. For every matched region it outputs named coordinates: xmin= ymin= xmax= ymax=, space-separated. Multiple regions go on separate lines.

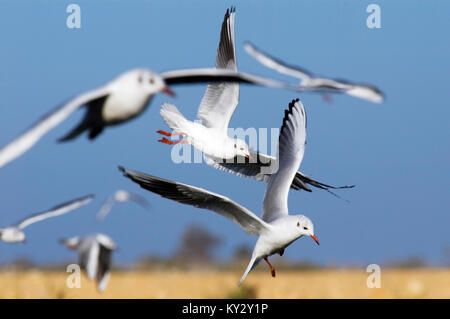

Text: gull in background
xmin=121 ymin=99 xmax=319 ymax=286
xmin=0 ymin=46 xmax=310 ymax=169
xmin=96 ymin=190 xmax=150 ymax=221
xmin=0 ymin=195 xmax=94 ymax=243
xmin=158 ymin=8 xmax=352 ymax=196
xmin=60 ymin=233 xmax=117 ymax=292
xmin=244 ymin=42 xmax=384 ymax=103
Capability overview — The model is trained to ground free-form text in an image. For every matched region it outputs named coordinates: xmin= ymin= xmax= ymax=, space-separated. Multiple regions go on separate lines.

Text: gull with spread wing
xmin=60 ymin=233 xmax=117 ymax=292
xmin=96 ymin=190 xmax=150 ymax=221
xmin=158 ymin=8 xmax=352 ymax=195
xmin=0 ymin=34 xmax=308 ymax=169
xmin=121 ymin=99 xmax=319 ymax=285
xmin=0 ymin=195 xmax=94 ymax=243
xmin=244 ymin=42 xmax=384 ymax=104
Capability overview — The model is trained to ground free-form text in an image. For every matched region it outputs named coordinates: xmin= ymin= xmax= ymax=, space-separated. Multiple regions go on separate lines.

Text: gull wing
xmin=197 ymin=7 xmax=239 ymax=132
xmin=262 ymin=99 xmax=307 ymax=222
xmin=119 ymin=166 xmax=270 ymax=236
xmin=0 ymin=87 xmax=110 ymax=168
xmin=244 ymin=42 xmax=313 ymax=82
xmin=16 ymin=195 xmax=94 ymax=229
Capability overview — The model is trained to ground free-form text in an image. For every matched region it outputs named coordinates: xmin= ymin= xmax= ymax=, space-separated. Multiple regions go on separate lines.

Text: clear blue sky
xmin=0 ymin=1 xmax=449 ymax=267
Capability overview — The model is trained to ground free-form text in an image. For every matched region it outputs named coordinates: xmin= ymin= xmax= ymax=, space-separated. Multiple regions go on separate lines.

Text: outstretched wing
xmin=262 ymin=99 xmax=307 ymax=222
xmin=197 ymin=7 xmax=239 ymax=132
xmin=16 ymin=195 xmax=94 ymax=229
xmin=206 ymin=152 xmax=354 ymax=194
xmin=96 ymin=244 xmax=113 ymax=292
xmin=244 ymin=42 xmax=313 ymax=82
xmin=0 ymin=87 xmax=110 ymax=168
xmin=119 ymin=166 xmax=270 ymax=236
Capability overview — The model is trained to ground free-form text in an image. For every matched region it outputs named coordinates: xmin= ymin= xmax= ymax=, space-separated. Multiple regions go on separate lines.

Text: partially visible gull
xmin=244 ymin=42 xmax=384 ymax=104
xmin=96 ymin=190 xmax=150 ymax=221
xmin=0 ymin=195 xmax=94 ymax=243
xmin=60 ymin=233 xmax=117 ymax=292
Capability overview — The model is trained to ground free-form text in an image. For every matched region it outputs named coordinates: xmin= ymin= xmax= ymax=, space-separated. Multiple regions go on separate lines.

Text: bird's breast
xmin=102 ymin=92 xmax=151 ymax=124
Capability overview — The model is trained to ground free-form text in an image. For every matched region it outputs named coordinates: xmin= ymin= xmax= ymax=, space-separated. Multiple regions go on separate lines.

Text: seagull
xmin=244 ymin=42 xmax=384 ymax=104
xmin=60 ymin=233 xmax=117 ymax=292
xmin=121 ymin=99 xmax=319 ymax=286
xmin=0 ymin=56 xmax=308 ymax=169
xmin=157 ymin=8 xmax=251 ymax=160
xmin=0 ymin=195 xmax=94 ymax=243
xmin=158 ymin=8 xmax=352 ymax=196
xmin=96 ymin=190 xmax=150 ymax=221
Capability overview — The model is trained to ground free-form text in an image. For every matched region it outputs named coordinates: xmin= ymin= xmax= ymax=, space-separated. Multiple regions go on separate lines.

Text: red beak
xmin=310 ymin=235 xmax=319 ymax=246
xmin=245 ymin=154 xmax=254 ymax=160
xmin=163 ymin=87 xmax=175 ymax=97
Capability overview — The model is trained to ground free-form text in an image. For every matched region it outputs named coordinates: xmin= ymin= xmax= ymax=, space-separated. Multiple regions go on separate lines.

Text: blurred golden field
xmin=0 ymin=268 xmax=449 ymax=299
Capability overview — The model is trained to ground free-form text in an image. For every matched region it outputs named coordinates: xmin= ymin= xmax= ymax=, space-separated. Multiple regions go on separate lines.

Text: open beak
xmin=310 ymin=235 xmax=319 ymax=246
xmin=163 ymin=86 xmax=175 ymax=97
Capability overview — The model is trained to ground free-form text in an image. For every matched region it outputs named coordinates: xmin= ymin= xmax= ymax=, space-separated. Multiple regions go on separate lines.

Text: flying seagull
xmin=244 ymin=42 xmax=384 ymax=103
xmin=0 ymin=67 xmax=303 ymax=169
xmin=0 ymin=195 xmax=94 ymax=243
xmin=96 ymin=189 xmax=150 ymax=221
xmin=60 ymin=233 xmax=117 ymax=292
xmin=158 ymin=8 xmax=353 ymax=196
xmin=121 ymin=99 xmax=319 ymax=285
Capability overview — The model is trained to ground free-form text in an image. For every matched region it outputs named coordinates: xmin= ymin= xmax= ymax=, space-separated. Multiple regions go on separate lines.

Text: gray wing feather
xmin=197 ymin=7 xmax=239 ymax=132
xmin=244 ymin=42 xmax=313 ymax=81
xmin=262 ymin=99 xmax=307 ymax=222
xmin=119 ymin=167 xmax=269 ymax=236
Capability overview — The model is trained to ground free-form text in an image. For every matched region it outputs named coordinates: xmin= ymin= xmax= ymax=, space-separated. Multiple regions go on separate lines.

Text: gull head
xmin=96 ymin=233 xmax=117 ymax=250
xmin=59 ymin=236 xmax=80 ymax=250
xmin=0 ymin=227 xmax=26 ymax=243
xmin=232 ymin=139 xmax=252 ymax=160
xmin=138 ymin=69 xmax=174 ymax=97
xmin=116 ymin=69 xmax=174 ymax=97
xmin=293 ymin=215 xmax=319 ymax=245
xmin=346 ymin=85 xmax=384 ymax=103
xmin=114 ymin=190 xmax=130 ymax=202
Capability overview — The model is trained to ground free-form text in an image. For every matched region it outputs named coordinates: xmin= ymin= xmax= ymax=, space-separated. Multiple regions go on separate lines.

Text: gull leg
xmin=322 ymin=94 xmax=333 ymax=103
xmin=157 ymin=130 xmax=186 ymax=137
xmin=264 ymin=257 xmax=276 ymax=278
xmin=158 ymin=137 xmax=188 ymax=145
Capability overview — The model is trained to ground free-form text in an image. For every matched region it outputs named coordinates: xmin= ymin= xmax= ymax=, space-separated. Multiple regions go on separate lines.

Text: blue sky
xmin=0 ymin=1 xmax=449 ymax=267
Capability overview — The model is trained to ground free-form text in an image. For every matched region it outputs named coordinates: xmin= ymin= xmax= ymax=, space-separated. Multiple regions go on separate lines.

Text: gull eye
xmin=303 ymin=227 xmax=308 ymax=230
xmin=297 ymin=222 xmax=300 ymax=227
xmin=138 ymin=76 xmax=143 ymax=83
xmin=240 ymin=147 xmax=244 ymax=151
xmin=234 ymin=144 xmax=237 ymax=148
xmin=149 ymin=78 xmax=155 ymax=84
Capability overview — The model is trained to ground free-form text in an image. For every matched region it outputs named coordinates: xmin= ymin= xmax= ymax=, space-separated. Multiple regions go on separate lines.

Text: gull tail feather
xmin=159 ymin=103 xmax=189 ymax=133
xmin=238 ymin=256 xmax=260 ymax=287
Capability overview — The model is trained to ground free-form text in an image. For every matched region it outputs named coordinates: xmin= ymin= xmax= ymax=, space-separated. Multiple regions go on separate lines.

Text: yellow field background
xmin=0 ymin=268 xmax=449 ymax=299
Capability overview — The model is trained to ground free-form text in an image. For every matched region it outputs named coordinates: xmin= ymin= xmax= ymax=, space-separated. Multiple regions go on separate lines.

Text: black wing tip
xmin=281 ymin=98 xmax=301 ymax=134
